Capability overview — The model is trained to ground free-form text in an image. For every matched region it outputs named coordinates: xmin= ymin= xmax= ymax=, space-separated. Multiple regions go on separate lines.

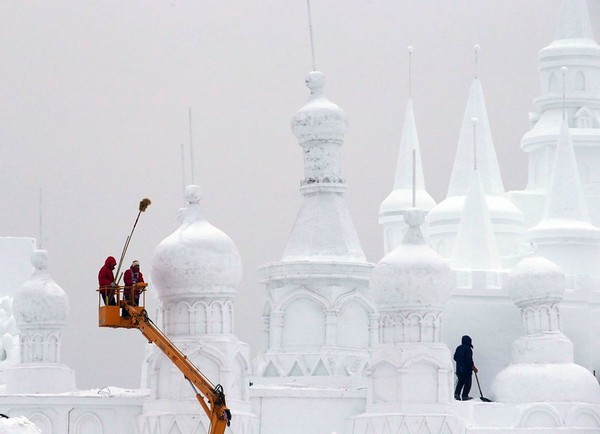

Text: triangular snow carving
xmin=263 ymin=360 xmax=280 ymax=377
xmin=418 ymin=418 xmax=433 ymax=434
xmin=398 ymin=417 xmax=412 ymax=434
xmin=440 ymin=418 xmax=455 ymax=434
xmin=311 ymin=359 xmax=330 ymax=376
xmin=288 ymin=360 xmax=304 ymax=376
xmin=168 ymin=420 xmax=183 ymax=434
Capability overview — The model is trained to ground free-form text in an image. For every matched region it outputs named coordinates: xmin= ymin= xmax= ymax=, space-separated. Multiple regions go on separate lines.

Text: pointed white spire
xmin=393 ymin=99 xmax=426 ymax=192
xmin=447 ymin=78 xmax=505 ymax=198
xmin=543 ymin=119 xmax=590 ymax=221
xmin=450 ymin=171 xmax=502 ymax=270
xmin=555 ymin=0 xmax=595 ymax=41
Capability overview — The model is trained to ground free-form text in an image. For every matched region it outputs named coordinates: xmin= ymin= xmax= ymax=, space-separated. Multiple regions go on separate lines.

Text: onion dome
xmin=370 ymin=208 xmax=452 ymax=309
xmin=12 ymin=250 xmax=68 ymax=329
xmin=506 ymin=255 xmax=566 ymax=308
xmin=291 ymin=71 xmax=348 ymax=143
xmin=150 ymin=185 xmax=242 ymax=300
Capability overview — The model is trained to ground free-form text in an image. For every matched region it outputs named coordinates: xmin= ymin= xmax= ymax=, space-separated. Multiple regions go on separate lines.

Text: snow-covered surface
xmin=151 ymin=185 xmax=242 ymax=299
xmin=0 ymin=417 xmax=40 ymax=434
xmin=506 ymin=255 xmax=565 ymax=306
xmin=12 ymin=251 xmax=68 ymax=328
xmin=553 ymin=0 xmax=596 ymax=42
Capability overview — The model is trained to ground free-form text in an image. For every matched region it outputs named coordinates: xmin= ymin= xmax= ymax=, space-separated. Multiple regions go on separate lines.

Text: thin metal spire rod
xmin=188 ymin=107 xmax=195 ymax=184
xmin=412 ymin=149 xmax=416 ymax=208
xmin=407 ymin=46 xmax=413 ymax=98
xmin=474 ymin=44 xmax=480 ymax=79
xmin=307 ymin=0 xmax=317 ymax=71
xmin=561 ymin=66 xmax=568 ymax=121
xmin=180 ymin=142 xmax=186 ymax=197
xmin=38 ymin=187 xmax=43 ymax=249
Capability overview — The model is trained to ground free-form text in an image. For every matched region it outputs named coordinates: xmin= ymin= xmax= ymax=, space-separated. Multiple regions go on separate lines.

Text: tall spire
xmin=447 ymin=78 xmax=505 ymax=198
xmin=543 ymin=119 xmax=589 ymax=221
xmin=554 ymin=0 xmax=595 ymax=41
xmin=393 ymin=99 xmax=426 ymax=191
xmin=450 ymin=171 xmax=502 ymax=270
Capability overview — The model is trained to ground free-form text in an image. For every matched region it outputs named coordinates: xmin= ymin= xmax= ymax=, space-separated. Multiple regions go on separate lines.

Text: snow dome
xmin=291 ymin=70 xmax=348 ymax=143
xmin=506 ymin=255 xmax=566 ymax=307
xmin=370 ymin=208 xmax=452 ymax=309
xmin=12 ymin=250 xmax=68 ymax=329
xmin=151 ymin=185 xmax=242 ymax=300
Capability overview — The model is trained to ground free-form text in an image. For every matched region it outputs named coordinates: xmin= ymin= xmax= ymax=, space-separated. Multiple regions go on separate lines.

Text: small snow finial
xmin=402 ymin=208 xmax=426 ymax=245
xmin=305 ymin=70 xmax=325 ymax=96
xmin=412 ymin=149 xmax=416 ymax=207
xmin=185 ymin=184 xmax=203 ymax=204
xmin=561 ymin=66 xmax=568 ymax=121
xmin=407 ymin=45 xmax=414 ymax=97
xmin=471 ymin=117 xmax=479 ymax=171
xmin=306 ymin=0 xmax=317 ymax=71
xmin=473 ymin=44 xmax=481 ymax=79
xmin=31 ymin=250 xmax=49 ymax=271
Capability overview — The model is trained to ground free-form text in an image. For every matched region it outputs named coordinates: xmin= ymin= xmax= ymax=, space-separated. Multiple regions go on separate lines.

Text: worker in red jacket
xmin=124 ymin=260 xmax=145 ymax=307
xmin=98 ymin=256 xmax=117 ymax=306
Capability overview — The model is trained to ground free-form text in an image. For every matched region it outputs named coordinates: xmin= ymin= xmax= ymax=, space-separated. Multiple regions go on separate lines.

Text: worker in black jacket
xmin=453 ymin=335 xmax=478 ymax=401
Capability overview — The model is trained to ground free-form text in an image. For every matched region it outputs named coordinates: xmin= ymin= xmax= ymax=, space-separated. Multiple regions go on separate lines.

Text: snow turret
xmin=379 ymin=99 xmax=436 ymax=254
xmin=516 ymin=0 xmax=600 ymax=227
xmin=151 ymin=184 xmax=242 ymax=336
xmin=426 ymin=78 xmax=525 ymax=265
xmin=142 ymin=185 xmax=255 ymax=434
xmin=283 ymin=71 xmax=366 ymax=262
xmin=5 ymin=250 xmax=76 ymax=394
xmin=366 ymin=208 xmax=454 ymax=409
xmin=255 ymin=71 xmax=375 ymax=388
xmin=529 ymin=120 xmax=600 ymax=276
xmin=492 ymin=255 xmax=600 ymax=403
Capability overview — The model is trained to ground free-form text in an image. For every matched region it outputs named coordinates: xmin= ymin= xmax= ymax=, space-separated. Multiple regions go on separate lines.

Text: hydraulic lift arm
xmin=98 ymin=287 xmax=231 ymax=434
xmin=126 ymin=305 xmax=232 ymax=434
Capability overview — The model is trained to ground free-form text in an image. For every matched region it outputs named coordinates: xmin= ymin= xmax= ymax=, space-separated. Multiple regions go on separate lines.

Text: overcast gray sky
xmin=1 ymin=0 xmax=598 ymax=390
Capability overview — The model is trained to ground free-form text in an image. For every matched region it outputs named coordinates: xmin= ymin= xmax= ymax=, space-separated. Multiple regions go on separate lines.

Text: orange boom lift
xmin=97 ymin=199 xmax=231 ymax=434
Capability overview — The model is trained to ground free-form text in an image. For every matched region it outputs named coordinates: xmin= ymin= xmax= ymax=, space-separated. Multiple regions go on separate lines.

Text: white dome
xmin=370 ymin=209 xmax=452 ymax=308
xmin=291 ymin=71 xmax=348 ymax=143
xmin=12 ymin=250 xmax=69 ymax=329
xmin=506 ymin=255 xmax=566 ymax=307
xmin=492 ymin=363 xmax=600 ymax=403
xmin=427 ymin=195 xmax=524 ymax=223
xmin=379 ymin=189 xmax=436 ymax=219
xmin=151 ymin=185 xmax=242 ymax=300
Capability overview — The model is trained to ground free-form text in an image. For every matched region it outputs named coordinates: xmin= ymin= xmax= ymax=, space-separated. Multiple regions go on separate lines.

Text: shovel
xmin=474 ymin=371 xmax=493 ymax=402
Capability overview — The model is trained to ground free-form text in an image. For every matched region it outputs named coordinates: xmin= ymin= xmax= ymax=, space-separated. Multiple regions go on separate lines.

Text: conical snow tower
xmin=252 ymin=71 xmax=376 ymax=434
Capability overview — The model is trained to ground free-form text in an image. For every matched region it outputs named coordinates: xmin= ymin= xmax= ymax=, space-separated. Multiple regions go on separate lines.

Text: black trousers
xmin=455 ymin=374 xmax=472 ymax=398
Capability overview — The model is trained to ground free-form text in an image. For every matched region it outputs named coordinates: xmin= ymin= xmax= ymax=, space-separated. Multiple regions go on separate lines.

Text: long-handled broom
xmin=114 ymin=198 xmax=151 ymax=284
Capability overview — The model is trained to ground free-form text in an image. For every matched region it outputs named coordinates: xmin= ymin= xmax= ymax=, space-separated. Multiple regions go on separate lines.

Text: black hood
xmin=461 ymin=335 xmax=473 ymax=348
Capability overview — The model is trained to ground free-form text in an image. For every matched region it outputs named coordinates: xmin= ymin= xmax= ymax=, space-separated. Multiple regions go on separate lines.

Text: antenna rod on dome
xmin=180 ymin=142 xmax=186 ymax=200
xmin=38 ymin=187 xmax=43 ymax=249
xmin=407 ymin=46 xmax=414 ymax=98
xmin=115 ymin=198 xmax=152 ymax=284
xmin=474 ymin=44 xmax=480 ymax=79
xmin=188 ymin=107 xmax=195 ymax=185
xmin=412 ymin=149 xmax=416 ymax=207
xmin=561 ymin=66 xmax=568 ymax=121
xmin=306 ymin=0 xmax=317 ymax=71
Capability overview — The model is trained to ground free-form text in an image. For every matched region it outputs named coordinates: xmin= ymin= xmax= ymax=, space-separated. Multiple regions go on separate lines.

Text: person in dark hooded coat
xmin=98 ymin=256 xmax=117 ymax=306
xmin=453 ymin=335 xmax=478 ymax=401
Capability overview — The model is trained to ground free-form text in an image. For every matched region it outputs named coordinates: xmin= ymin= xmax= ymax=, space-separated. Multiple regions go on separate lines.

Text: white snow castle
xmin=2 ymin=1 xmax=600 ymax=433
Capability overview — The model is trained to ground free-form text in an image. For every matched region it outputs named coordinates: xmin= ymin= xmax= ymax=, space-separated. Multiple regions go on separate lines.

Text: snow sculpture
xmin=369 ymin=208 xmax=454 ymax=407
xmin=0 ymin=416 xmax=42 ymax=434
xmin=379 ymin=99 xmax=436 ymax=254
xmin=253 ymin=71 xmax=375 ymax=434
xmin=142 ymin=184 xmax=256 ymax=434
xmin=426 ymin=78 xmax=526 ymax=265
xmin=5 ymin=249 xmax=76 ymax=394
xmin=492 ymin=255 xmax=600 ymax=403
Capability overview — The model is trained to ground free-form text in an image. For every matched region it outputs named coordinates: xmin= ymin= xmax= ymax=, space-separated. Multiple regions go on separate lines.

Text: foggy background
xmin=0 ymin=0 xmax=598 ymax=390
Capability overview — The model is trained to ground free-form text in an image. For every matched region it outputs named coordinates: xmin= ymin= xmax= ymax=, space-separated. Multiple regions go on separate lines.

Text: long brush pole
xmin=114 ymin=198 xmax=152 ymax=284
